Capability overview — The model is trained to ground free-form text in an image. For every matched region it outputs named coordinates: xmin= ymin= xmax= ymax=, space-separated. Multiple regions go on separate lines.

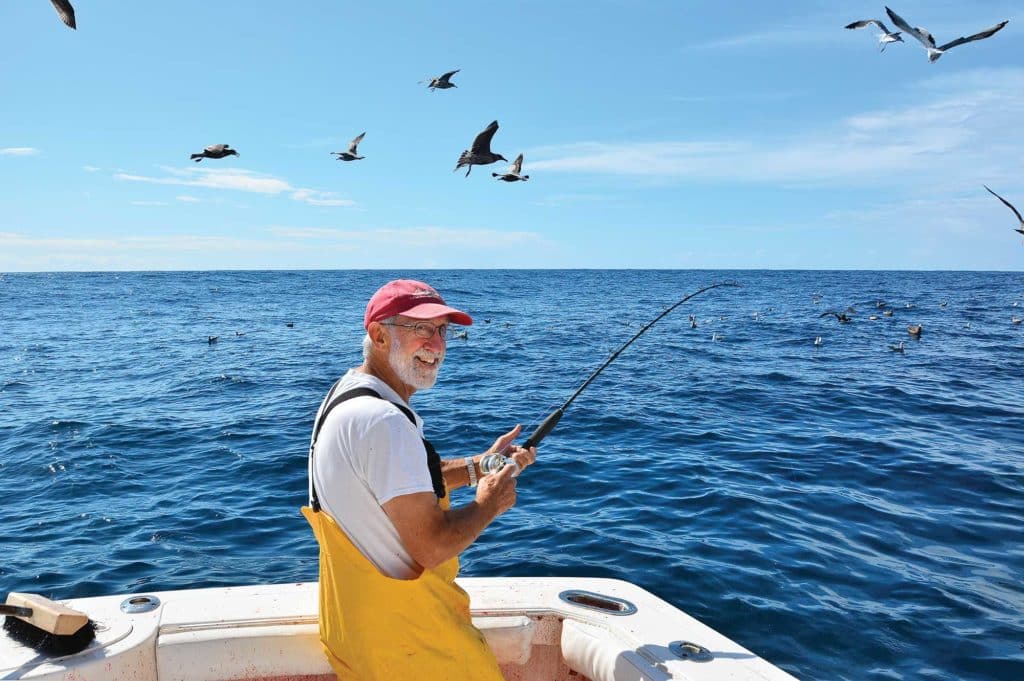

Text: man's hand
xmin=488 ymin=424 xmax=538 ymax=476
xmin=474 ymin=461 xmax=518 ymax=514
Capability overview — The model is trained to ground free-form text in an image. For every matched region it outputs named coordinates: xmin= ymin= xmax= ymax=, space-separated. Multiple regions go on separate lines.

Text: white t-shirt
xmin=308 ymin=369 xmax=436 ymax=579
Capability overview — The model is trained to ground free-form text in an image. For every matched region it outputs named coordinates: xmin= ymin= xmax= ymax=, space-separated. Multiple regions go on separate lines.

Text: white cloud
xmin=176 ymin=195 xmax=201 ymax=202
xmin=115 ymin=166 xmax=354 ymax=207
xmin=529 ymin=67 xmax=1024 ymax=188
xmin=268 ymin=225 xmax=544 ymax=248
xmin=1 ymin=147 xmax=39 ymax=156
xmin=83 ymin=165 xmax=101 ymax=172
xmin=289 ymin=189 xmax=355 ymax=207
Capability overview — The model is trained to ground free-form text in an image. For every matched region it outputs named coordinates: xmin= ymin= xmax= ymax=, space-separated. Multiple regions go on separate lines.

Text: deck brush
xmin=2 ymin=592 xmax=96 ymax=657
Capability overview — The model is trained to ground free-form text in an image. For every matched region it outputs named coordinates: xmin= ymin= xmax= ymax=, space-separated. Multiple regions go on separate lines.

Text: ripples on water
xmin=1 ymin=270 xmax=1023 ymax=680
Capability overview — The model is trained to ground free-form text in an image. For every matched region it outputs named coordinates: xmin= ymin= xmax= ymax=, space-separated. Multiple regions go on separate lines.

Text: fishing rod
xmin=522 ymin=281 xmax=740 ymax=450
xmin=480 ymin=281 xmax=740 ymax=476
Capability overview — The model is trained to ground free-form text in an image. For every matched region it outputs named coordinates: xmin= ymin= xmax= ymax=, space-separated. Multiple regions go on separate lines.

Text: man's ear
xmin=368 ymin=322 xmax=389 ymax=349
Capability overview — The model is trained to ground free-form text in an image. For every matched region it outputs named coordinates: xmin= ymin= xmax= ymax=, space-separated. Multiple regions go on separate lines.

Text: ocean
xmin=1 ymin=269 xmax=1022 ymax=680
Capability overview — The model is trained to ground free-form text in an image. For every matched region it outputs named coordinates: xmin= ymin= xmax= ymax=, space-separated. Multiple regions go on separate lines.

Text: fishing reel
xmin=479 ymin=453 xmax=521 ymax=478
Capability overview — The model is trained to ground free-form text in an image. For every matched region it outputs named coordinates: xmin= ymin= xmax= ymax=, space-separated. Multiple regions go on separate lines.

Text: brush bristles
xmin=3 ymin=615 xmax=96 ymax=657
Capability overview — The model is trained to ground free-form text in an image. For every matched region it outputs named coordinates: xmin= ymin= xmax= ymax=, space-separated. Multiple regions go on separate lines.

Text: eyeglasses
xmin=381 ymin=320 xmax=450 ymax=340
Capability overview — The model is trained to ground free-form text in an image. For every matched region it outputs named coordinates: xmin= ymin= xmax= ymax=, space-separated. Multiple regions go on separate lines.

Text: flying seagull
xmin=845 ymin=19 xmax=903 ymax=51
xmin=455 ymin=120 xmax=506 ymax=177
xmin=50 ymin=0 xmax=75 ymax=29
xmin=331 ymin=132 xmax=365 ymax=162
xmin=885 ymin=7 xmax=1008 ymax=62
xmin=984 ymin=185 xmax=1024 ymax=237
xmin=820 ymin=310 xmax=852 ymax=323
xmin=190 ymin=144 xmax=239 ymax=162
xmin=421 ymin=69 xmax=460 ymax=91
xmin=492 ymin=153 xmax=529 ymax=182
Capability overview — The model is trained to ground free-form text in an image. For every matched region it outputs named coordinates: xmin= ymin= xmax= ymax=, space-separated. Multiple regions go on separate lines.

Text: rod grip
xmin=524 ymin=408 xmax=564 ymax=449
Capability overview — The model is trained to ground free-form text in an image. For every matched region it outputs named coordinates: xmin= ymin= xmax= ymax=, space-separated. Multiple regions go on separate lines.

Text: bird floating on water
xmin=845 ymin=18 xmax=904 ymax=51
xmin=890 ymin=341 xmax=905 ymax=353
xmin=421 ymin=69 xmax=459 ymax=91
xmin=455 ymin=120 xmax=506 ymax=177
xmin=984 ymin=185 xmax=1024 ymax=238
xmin=814 ymin=336 xmax=822 ymax=346
xmin=191 ymin=144 xmax=239 ymax=162
xmin=1012 ymin=317 xmax=1022 ymax=325
xmin=820 ymin=310 xmax=852 ymax=323
xmin=883 ymin=310 xmax=894 ymax=317
xmin=907 ymin=324 xmax=922 ymax=337
xmin=50 ymin=0 xmax=75 ymax=29
xmin=885 ymin=7 xmax=1008 ymax=62
xmin=689 ymin=314 xmax=698 ymax=329
xmin=493 ymin=153 xmax=529 ymax=182
xmin=331 ymin=132 xmax=365 ymax=162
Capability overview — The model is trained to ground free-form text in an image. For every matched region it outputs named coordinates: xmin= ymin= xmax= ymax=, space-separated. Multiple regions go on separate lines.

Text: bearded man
xmin=302 ymin=279 xmax=536 ymax=681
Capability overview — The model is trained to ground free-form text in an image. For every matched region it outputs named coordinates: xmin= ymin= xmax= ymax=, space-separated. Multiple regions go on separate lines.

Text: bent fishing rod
xmin=520 ymin=281 xmax=740 ymax=451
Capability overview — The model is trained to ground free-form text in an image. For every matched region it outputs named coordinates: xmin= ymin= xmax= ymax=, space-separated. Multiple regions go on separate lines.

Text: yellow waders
xmin=302 ymin=500 xmax=504 ymax=681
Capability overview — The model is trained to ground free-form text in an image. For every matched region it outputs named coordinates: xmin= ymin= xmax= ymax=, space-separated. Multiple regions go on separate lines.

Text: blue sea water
xmin=1 ymin=270 xmax=1023 ymax=680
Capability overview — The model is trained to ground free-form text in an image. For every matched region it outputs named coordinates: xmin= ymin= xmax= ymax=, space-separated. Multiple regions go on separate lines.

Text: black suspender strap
xmin=309 ymin=384 xmax=446 ymax=512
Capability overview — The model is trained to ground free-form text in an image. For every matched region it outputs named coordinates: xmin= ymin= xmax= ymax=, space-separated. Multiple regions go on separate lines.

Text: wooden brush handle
xmin=5 ymin=593 xmax=89 ymax=635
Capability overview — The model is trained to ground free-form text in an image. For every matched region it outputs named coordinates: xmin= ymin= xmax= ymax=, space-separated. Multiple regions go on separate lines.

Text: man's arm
xmin=383 ymin=464 xmax=518 ymax=570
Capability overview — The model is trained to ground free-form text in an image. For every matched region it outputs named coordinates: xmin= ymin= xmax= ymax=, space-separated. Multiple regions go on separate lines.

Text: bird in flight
xmin=845 ymin=18 xmax=904 ymax=51
xmin=820 ymin=310 xmax=852 ymax=323
xmin=984 ymin=186 xmax=1024 ymax=237
xmin=190 ymin=144 xmax=239 ymax=162
xmin=50 ymin=0 xmax=75 ymax=29
xmin=492 ymin=153 xmax=529 ymax=182
xmin=331 ymin=132 xmax=366 ymax=162
xmin=422 ymin=70 xmax=460 ymax=91
xmin=455 ymin=121 xmax=506 ymax=177
xmin=884 ymin=7 xmax=1008 ymax=62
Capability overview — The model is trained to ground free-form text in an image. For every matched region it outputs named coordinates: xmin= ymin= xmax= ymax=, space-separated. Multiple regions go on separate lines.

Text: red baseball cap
xmin=364 ymin=279 xmax=473 ymax=329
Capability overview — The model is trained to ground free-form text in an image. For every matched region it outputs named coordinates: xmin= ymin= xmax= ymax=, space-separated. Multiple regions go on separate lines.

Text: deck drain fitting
xmin=558 ymin=589 xmax=637 ymax=616
xmin=120 ymin=595 xmax=161 ymax=614
xmin=669 ymin=640 xmax=713 ymax=662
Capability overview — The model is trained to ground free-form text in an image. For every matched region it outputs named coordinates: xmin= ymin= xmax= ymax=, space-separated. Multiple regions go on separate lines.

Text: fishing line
xmin=520 ymin=281 xmax=740 ymax=451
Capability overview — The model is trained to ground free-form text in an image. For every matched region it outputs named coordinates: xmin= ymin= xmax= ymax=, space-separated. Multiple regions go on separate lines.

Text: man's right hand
xmin=475 ymin=461 xmax=517 ymax=515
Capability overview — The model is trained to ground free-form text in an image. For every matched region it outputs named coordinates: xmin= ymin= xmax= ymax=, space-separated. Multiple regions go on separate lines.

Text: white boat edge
xmin=2 ymin=577 xmax=800 ymax=680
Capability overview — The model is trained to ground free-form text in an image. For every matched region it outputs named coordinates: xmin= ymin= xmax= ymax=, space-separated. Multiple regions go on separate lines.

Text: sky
xmin=2 ymin=0 xmax=1023 ymax=271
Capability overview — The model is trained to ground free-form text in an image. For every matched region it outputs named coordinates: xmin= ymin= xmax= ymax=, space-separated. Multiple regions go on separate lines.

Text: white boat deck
xmin=1 ymin=577 xmax=799 ymax=680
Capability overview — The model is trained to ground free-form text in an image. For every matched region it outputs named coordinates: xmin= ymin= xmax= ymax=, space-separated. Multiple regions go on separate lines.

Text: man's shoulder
xmin=327 ymin=373 xmax=415 ymax=429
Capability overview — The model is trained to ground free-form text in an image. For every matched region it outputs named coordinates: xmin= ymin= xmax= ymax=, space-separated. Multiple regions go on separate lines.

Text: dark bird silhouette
xmin=208 ymin=336 xmax=218 ymax=345
xmin=845 ymin=18 xmax=903 ymax=51
xmin=455 ymin=120 xmax=506 ymax=177
xmin=191 ymin=144 xmax=239 ymax=162
xmin=422 ymin=69 xmax=460 ymax=91
xmin=885 ymin=7 xmax=1008 ymax=62
xmin=820 ymin=310 xmax=852 ymax=323
xmin=492 ymin=153 xmax=530 ymax=182
xmin=984 ymin=185 xmax=1024 ymax=237
xmin=50 ymin=0 xmax=75 ymax=29
xmin=331 ymin=132 xmax=366 ymax=162
xmin=907 ymin=324 xmax=922 ymax=337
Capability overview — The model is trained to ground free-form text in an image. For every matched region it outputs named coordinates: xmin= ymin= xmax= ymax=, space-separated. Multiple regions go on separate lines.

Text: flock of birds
xmin=812 ymin=295 xmax=1023 ymax=354
xmin=43 ymin=1 xmax=1022 ymax=233
xmin=43 ymin=1 xmax=531 ymax=183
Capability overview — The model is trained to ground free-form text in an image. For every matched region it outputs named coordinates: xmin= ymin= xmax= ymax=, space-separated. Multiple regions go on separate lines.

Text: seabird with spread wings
xmin=984 ymin=185 xmax=1024 ymax=238
xmin=885 ymin=7 xmax=1008 ymax=62
xmin=845 ymin=18 xmax=904 ymax=51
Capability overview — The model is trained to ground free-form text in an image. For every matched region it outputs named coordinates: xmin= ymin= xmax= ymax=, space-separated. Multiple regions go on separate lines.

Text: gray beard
xmin=388 ymin=338 xmax=442 ymax=391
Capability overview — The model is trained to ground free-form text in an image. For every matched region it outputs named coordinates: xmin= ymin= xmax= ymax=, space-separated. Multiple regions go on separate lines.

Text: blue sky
xmin=2 ymin=1 xmax=1022 ymax=271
